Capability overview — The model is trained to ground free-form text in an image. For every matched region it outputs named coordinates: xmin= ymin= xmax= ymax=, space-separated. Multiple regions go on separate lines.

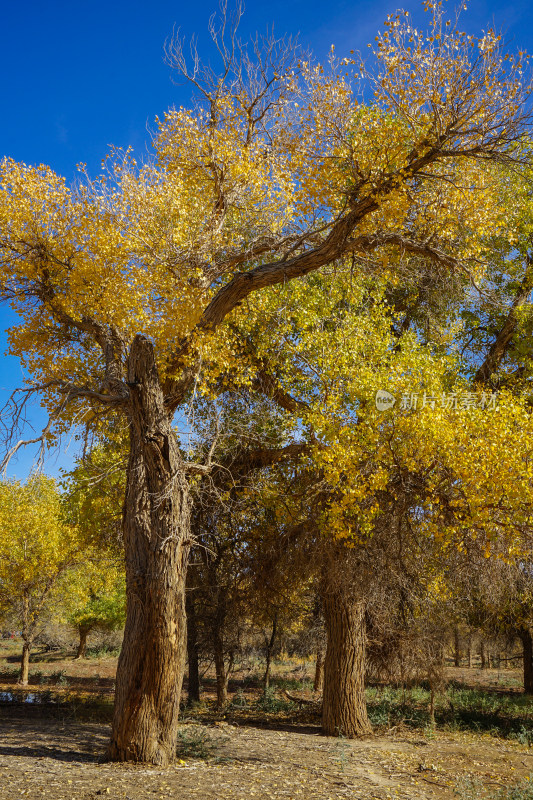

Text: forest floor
xmin=0 ymin=642 xmax=531 ymax=800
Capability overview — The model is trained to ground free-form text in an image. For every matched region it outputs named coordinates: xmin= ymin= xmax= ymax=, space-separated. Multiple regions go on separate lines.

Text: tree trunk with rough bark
xmin=322 ymin=591 xmax=372 ymax=737
xmin=186 ymin=590 xmax=200 ymax=704
xmin=519 ymin=628 xmax=533 ymax=694
xmin=75 ymin=625 xmax=92 ymax=659
xmin=108 ymin=336 xmax=191 ymax=766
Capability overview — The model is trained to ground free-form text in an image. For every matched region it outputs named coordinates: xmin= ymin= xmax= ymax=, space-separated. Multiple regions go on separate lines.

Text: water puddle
xmin=0 ymin=691 xmax=45 ymax=704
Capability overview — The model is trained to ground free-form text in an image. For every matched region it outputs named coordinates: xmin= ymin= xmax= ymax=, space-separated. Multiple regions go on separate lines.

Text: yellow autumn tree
xmin=0 ymin=3 xmax=531 ymax=762
xmin=0 ymin=475 xmax=83 ymax=684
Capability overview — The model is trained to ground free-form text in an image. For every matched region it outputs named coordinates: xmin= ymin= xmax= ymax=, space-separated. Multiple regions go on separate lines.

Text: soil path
xmin=0 ymin=716 xmax=530 ymax=799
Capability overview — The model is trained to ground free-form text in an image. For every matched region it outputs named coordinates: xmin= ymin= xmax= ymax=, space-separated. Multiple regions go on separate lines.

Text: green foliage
xmin=176 ymin=725 xmax=229 ymax=760
xmin=365 ymin=685 xmax=533 ymax=741
xmin=229 ymin=689 xmax=247 ymax=708
xmin=68 ymin=575 xmax=125 ymax=635
xmin=255 ymin=687 xmax=295 ymax=713
xmin=455 ymin=776 xmax=533 ymax=800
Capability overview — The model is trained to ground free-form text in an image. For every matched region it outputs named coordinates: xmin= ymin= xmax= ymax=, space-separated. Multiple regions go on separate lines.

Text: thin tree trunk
xmin=312 ymin=594 xmax=325 ymax=693
xmin=211 ymin=571 xmax=228 ymax=710
xmin=214 ymin=629 xmax=227 ymax=709
xmin=322 ymin=591 xmax=372 ymax=737
xmin=263 ymin=613 xmax=278 ymax=689
xmin=454 ymin=627 xmax=461 ymax=668
xmin=19 ymin=642 xmax=31 ymax=686
xmin=467 ymin=634 xmax=472 ymax=669
xmin=19 ymin=590 xmax=31 ymax=685
xmin=109 ymin=336 xmax=191 ymax=766
xmin=314 ymin=645 xmax=325 ymax=693
xmin=185 ymin=590 xmax=200 ymax=704
xmin=75 ymin=625 xmax=92 ymax=659
xmin=429 ymin=685 xmax=435 ymax=728
xmin=480 ymin=640 xmax=486 ymax=669
xmin=519 ymin=628 xmax=533 ymax=694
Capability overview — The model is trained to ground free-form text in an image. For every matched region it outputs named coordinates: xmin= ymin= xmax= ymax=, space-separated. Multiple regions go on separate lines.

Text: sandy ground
xmin=0 ymin=712 xmax=531 ymax=800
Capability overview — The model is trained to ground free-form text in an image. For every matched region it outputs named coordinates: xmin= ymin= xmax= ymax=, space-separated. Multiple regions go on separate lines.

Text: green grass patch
xmin=366 ymin=684 xmax=533 ymax=741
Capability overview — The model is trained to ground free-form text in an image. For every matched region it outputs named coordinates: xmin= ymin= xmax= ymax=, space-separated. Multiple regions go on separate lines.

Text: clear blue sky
xmin=1 ymin=0 xmax=532 ymax=478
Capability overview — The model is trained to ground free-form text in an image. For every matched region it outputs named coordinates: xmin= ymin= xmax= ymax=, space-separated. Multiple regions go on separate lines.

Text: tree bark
xmin=19 ymin=641 xmax=31 ymax=686
xmin=454 ymin=627 xmax=461 ymax=668
xmin=108 ymin=336 xmax=191 ymax=765
xmin=75 ymin=625 xmax=92 ymax=659
xmin=314 ymin=645 xmax=325 ymax=693
xmin=480 ymin=640 xmax=487 ymax=669
xmin=519 ymin=628 xmax=533 ymax=694
xmin=185 ymin=589 xmax=200 ymax=704
xmin=263 ymin=613 xmax=278 ymax=690
xmin=312 ymin=594 xmax=325 ymax=693
xmin=19 ymin=590 xmax=31 ymax=685
xmin=213 ymin=626 xmax=228 ymax=709
xmin=322 ymin=591 xmax=372 ymax=737
xmin=209 ymin=561 xmax=229 ymax=711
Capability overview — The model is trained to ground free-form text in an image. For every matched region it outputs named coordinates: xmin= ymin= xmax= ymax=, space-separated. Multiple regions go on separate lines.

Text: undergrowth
xmin=366 ymin=685 xmax=533 ymax=741
xmin=455 ymin=776 xmax=533 ymax=799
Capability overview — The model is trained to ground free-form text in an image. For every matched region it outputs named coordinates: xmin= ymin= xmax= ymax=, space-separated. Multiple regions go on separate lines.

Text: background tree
xmin=0 ymin=476 xmax=84 ymax=684
xmin=64 ymin=561 xmax=125 ymax=659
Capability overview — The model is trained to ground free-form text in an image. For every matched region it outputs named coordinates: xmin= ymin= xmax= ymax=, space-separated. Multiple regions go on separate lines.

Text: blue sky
xmin=1 ymin=0 xmax=532 ymax=478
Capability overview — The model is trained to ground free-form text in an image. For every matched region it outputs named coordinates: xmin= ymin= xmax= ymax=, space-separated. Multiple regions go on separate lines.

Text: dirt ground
xmin=0 ymin=643 xmax=531 ymax=799
xmin=0 ymin=712 xmax=531 ymax=800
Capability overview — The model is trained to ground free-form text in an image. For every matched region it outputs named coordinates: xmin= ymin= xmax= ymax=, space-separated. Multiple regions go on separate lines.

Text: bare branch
xmin=0 ymin=411 xmax=55 ymax=476
xmin=474 ymin=257 xmax=533 ymax=385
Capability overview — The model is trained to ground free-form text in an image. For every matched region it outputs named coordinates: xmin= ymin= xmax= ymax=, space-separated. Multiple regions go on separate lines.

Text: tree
xmin=0 ymin=4 xmax=530 ymax=762
xmin=450 ymin=551 xmax=533 ymax=693
xmin=60 ymin=439 xmax=127 ymax=555
xmin=185 ymin=392 xmax=307 ymax=708
xmin=0 ymin=476 xmax=83 ymax=684
xmin=65 ymin=562 xmax=125 ymax=658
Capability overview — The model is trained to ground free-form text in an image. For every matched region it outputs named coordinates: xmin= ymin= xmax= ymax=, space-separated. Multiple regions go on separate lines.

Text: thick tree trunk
xmin=263 ymin=613 xmax=278 ymax=690
xmin=519 ymin=628 xmax=533 ymax=694
xmin=185 ymin=590 xmax=201 ymax=704
xmin=322 ymin=592 xmax=372 ymax=737
xmin=75 ymin=625 xmax=92 ymax=659
xmin=108 ymin=336 xmax=191 ymax=765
